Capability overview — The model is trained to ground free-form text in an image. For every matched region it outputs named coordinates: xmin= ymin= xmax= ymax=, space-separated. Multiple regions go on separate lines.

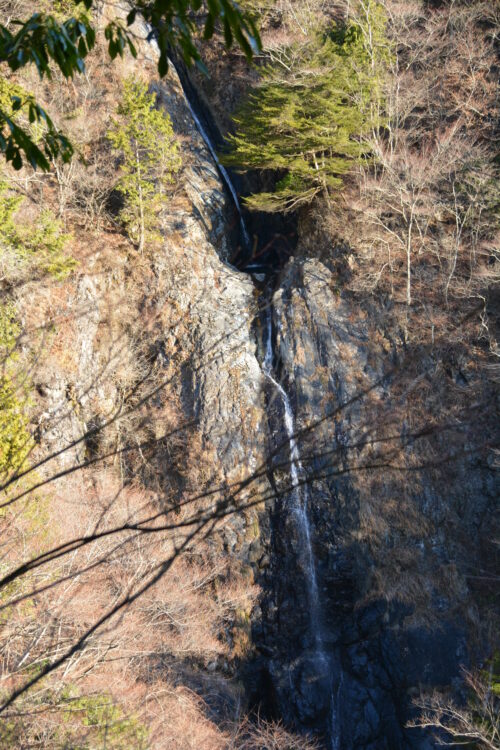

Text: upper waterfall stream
xmin=169 ymin=57 xmax=252 ymax=252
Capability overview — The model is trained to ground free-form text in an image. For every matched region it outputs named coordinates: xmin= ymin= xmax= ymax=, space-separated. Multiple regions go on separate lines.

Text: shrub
xmin=0 ymin=180 xmax=76 ymax=279
xmin=0 ymin=303 xmax=32 ymax=482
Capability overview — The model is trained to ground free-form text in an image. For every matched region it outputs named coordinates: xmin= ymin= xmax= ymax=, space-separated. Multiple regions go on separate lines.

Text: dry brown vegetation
xmin=0 ymin=465 xmax=262 ymax=747
xmin=0 ymin=1 xmax=498 ymax=747
xmin=410 ymin=669 xmax=500 ymax=750
xmin=343 ymin=1 xmax=499 ymax=349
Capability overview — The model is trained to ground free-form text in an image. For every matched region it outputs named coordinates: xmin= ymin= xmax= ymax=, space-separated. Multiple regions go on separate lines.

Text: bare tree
xmin=411 ymin=670 xmax=500 ymax=750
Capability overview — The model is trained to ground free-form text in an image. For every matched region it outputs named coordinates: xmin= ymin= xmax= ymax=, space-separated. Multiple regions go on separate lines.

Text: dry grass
xmin=234 ymin=717 xmax=320 ymax=750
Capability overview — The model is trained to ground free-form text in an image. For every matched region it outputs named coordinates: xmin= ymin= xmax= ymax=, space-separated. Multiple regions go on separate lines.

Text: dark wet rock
xmin=248 ymin=255 xmax=497 ymax=748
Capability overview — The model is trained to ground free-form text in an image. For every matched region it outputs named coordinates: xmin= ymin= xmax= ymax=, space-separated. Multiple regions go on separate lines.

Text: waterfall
xmin=143 ymin=27 xmax=251 ymax=251
xmin=169 ymin=61 xmax=252 ymax=251
xmin=264 ymin=303 xmax=342 ymax=749
xmin=149 ymin=35 xmax=341 ymax=741
xmin=263 ymin=305 xmax=322 ymax=648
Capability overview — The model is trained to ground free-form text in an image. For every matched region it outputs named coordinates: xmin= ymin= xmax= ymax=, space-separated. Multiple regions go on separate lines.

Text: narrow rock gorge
xmin=151 ymin=59 xmax=497 ymax=748
xmin=0 ymin=3 xmax=498 ymax=750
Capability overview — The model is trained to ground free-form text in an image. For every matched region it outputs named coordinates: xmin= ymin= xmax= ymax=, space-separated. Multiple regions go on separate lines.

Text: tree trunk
xmin=138 ymin=187 xmax=145 ymax=255
xmin=135 ymin=142 xmax=145 ymax=254
xmin=406 ymin=213 xmax=413 ymax=307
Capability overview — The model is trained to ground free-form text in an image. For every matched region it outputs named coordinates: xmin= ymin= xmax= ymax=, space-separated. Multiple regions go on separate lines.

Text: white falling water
xmin=264 ymin=305 xmax=342 ymax=748
xmin=174 ymin=69 xmax=252 ymax=251
xmin=143 ymin=28 xmax=251 ymax=251
xmin=143 ymin=28 xmax=341 ymax=741
xmin=263 ymin=305 xmax=322 ymax=649
xmin=173 ymin=54 xmax=343 ymax=739
xmin=169 ymin=57 xmax=343 ymax=736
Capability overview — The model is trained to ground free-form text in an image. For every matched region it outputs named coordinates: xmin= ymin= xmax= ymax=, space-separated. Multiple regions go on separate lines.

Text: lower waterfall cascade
xmin=262 ymin=305 xmax=323 ymax=649
xmin=262 ymin=301 xmax=341 ymax=750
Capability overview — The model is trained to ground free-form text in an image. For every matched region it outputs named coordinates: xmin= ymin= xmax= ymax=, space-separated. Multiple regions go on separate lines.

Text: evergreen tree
xmin=225 ymin=1 xmax=391 ymax=213
xmin=108 ymin=79 xmax=181 ymax=254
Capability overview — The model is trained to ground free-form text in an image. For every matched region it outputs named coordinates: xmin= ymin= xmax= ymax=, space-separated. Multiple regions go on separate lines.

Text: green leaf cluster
xmin=124 ymin=0 xmax=260 ymax=76
xmin=108 ymin=78 xmax=181 ymax=252
xmin=0 ymin=75 xmax=73 ymax=170
xmin=225 ymin=1 xmax=391 ymax=212
xmin=0 ymin=11 xmax=95 ymax=79
xmin=0 ymin=2 xmax=96 ymax=169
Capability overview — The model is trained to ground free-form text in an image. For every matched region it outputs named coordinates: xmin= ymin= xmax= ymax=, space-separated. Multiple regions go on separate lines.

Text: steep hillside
xmin=0 ymin=2 xmax=498 ymax=749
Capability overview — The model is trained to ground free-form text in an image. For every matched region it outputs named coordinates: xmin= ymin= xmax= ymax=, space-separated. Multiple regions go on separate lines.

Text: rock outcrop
xmin=30 ymin=47 xmax=498 ymax=750
xmin=250 ymin=255 xmax=497 ymax=749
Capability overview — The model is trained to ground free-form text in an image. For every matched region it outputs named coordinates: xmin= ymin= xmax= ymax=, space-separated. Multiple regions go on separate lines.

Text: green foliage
xmin=236 ymin=0 xmax=275 ymax=27
xmin=0 ymin=2 xmax=94 ymax=171
xmin=342 ymin=0 xmax=393 ymax=116
xmin=108 ymin=78 xmax=181 ymax=252
xmin=0 ymin=6 xmax=95 ymax=79
xmin=0 ymin=301 xmax=20 ymax=354
xmin=0 ymin=179 xmax=74 ymax=484
xmin=225 ymin=1 xmax=391 ymax=212
xmin=22 ymin=210 xmax=77 ymax=279
xmin=0 ymin=304 xmax=31 ymax=482
xmin=0 ymin=74 xmax=73 ymax=171
xmin=46 ymin=691 xmax=149 ymax=749
xmin=0 ymin=176 xmax=23 ymax=241
xmin=0 ymin=180 xmax=76 ymax=279
xmin=0 ymin=1 xmax=260 ymax=171
xmin=42 ymin=0 xmax=90 ymax=20
xmin=483 ymin=654 xmax=500 ymax=698
xmin=116 ymin=0 xmax=260 ymax=74
xmin=0 ymin=687 xmax=149 ymax=749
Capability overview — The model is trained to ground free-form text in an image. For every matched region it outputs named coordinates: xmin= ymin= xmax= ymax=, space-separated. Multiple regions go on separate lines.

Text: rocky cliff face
xmin=248 ymin=247 xmax=498 ymax=748
xmin=31 ymin=48 xmax=498 ymax=749
xmin=36 ymin=57 xmax=270 ymax=525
